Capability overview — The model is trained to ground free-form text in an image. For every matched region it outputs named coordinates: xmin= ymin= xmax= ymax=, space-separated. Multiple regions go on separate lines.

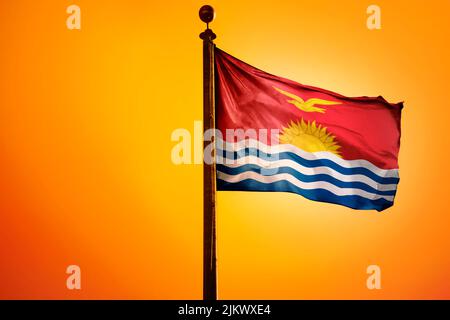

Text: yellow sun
xmin=279 ymin=119 xmax=342 ymax=157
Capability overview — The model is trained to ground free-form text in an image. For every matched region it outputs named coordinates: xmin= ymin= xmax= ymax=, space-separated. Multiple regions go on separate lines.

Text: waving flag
xmin=214 ymin=48 xmax=402 ymax=211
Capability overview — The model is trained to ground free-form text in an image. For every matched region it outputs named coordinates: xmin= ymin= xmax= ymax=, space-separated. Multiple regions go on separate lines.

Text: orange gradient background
xmin=0 ymin=0 xmax=449 ymax=299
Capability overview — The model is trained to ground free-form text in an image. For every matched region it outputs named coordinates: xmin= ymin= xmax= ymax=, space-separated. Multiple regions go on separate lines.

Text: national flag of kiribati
xmin=214 ymin=48 xmax=402 ymax=211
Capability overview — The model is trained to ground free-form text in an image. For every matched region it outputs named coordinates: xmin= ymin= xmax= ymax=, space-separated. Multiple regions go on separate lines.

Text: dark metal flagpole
xmin=199 ymin=5 xmax=217 ymax=301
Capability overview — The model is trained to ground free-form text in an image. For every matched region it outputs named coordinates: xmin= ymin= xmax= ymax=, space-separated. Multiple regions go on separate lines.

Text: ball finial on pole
xmin=199 ymin=5 xmax=215 ymax=26
xmin=199 ymin=5 xmax=216 ymax=40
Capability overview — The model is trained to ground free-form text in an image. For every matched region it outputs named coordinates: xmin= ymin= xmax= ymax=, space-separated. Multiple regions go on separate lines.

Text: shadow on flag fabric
xmin=214 ymin=48 xmax=402 ymax=211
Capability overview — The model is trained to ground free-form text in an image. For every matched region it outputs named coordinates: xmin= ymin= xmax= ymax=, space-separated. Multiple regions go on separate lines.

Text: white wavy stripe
xmin=216 ymin=155 xmax=397 ymax=192
xmin=217 ymin=171 xmax=394 ymax=202
xmin=215 ymin=138 xmax=399 ymax=179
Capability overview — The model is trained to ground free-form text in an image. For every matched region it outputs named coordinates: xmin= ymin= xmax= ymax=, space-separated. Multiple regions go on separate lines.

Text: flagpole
xmin=199 ymin=5 xmax=217 ymax=301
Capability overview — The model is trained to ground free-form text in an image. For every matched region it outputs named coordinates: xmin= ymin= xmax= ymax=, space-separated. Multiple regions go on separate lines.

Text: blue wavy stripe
xmin=216 ymin=148 xmax=399 ymax=185
xmin=217 ymin=164 xmax=397 ymax=196
xmin=217 ymin=178 xmax=393 ymax=211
